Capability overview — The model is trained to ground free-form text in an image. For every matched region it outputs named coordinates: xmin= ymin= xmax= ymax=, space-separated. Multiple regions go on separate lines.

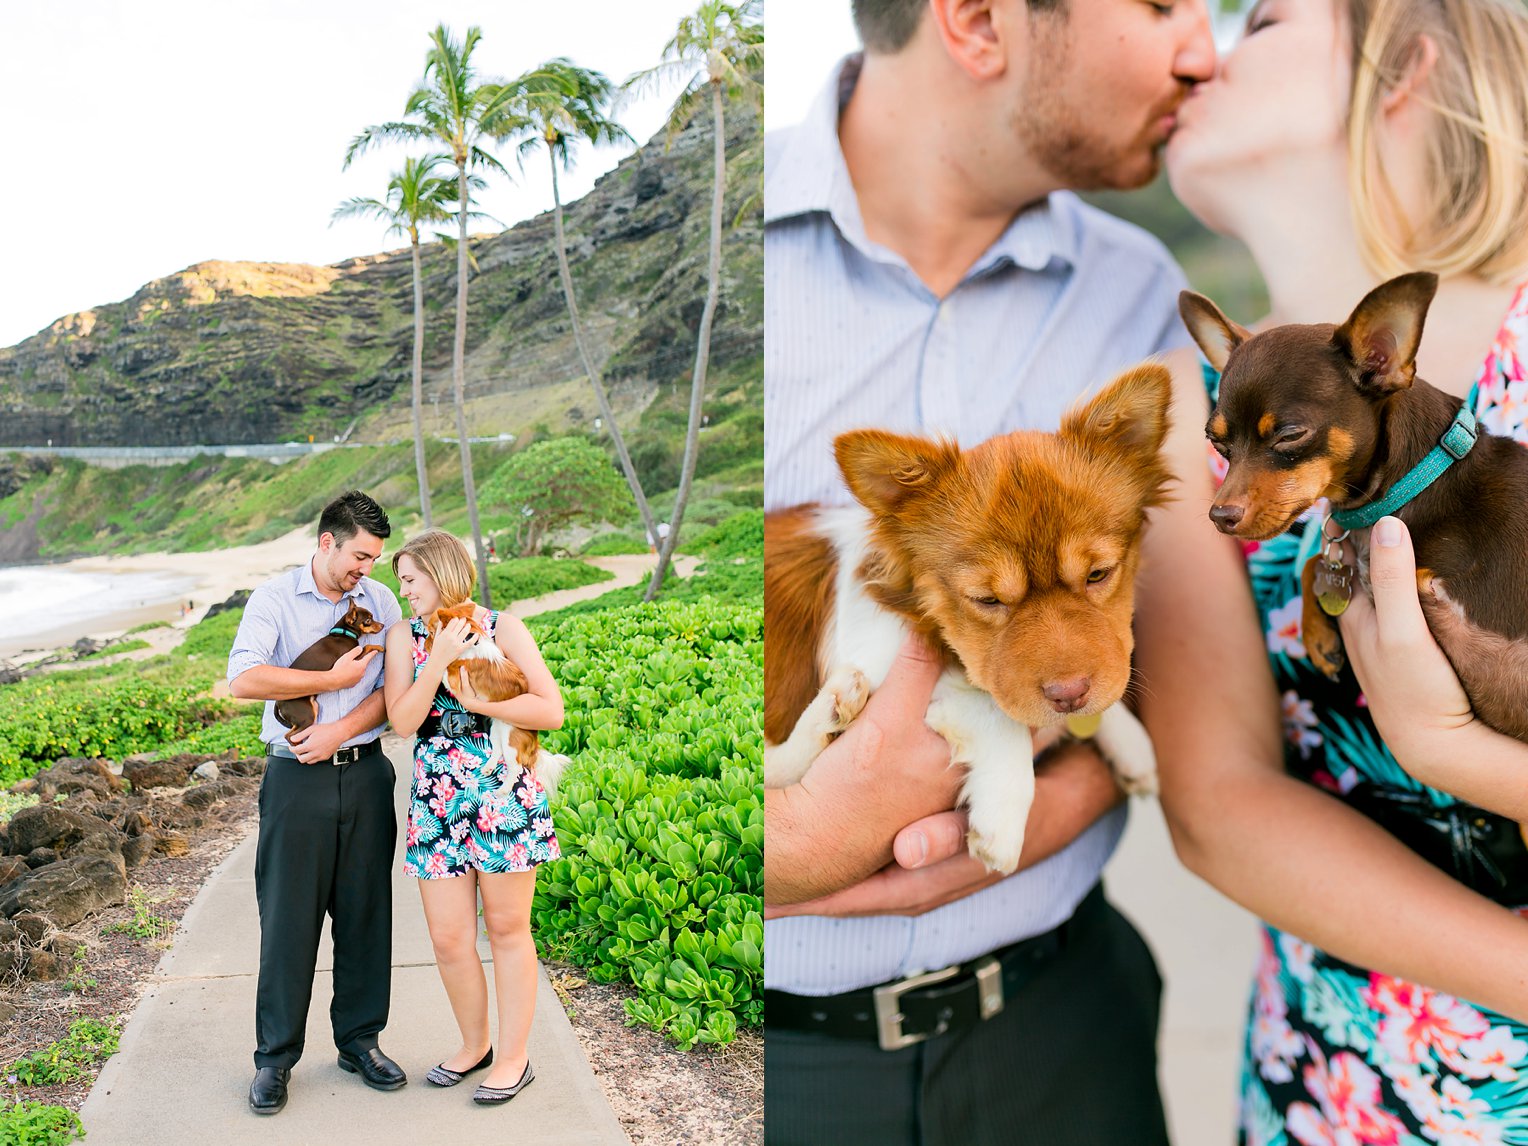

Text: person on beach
xmin=1124 ymin=0 xmax=1528 ymax=1133
xmin=226 ymin=490 xmax=404 ymax=1115
xmin=381 ymin=528 xmax=562 ymax=1105
xmin=761 ymin=0 xmax=1213 ymax=1140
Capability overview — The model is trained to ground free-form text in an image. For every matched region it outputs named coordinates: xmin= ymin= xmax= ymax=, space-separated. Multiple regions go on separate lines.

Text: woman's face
xmin=395 ymin=554 xmax=441 ymax=618
xmin=1166 ymin=0 xmax=1351 ymax=215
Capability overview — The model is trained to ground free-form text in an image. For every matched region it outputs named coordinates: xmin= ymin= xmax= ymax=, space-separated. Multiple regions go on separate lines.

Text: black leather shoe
xmin=249 ymin=1066 xmax=290 ymax=1115
xmin=337 ymin=1046 xmax=407 ymax=1091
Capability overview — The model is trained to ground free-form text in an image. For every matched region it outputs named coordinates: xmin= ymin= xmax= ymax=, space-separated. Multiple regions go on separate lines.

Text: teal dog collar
xmin=1331 ymin=404 xmax=1478 ymax=530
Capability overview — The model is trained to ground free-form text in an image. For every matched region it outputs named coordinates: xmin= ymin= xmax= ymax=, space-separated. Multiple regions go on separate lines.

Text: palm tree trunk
xmin=645 ymin=82 xmax=726 ymax=601
xmin=550 ymin=150 xmax=659 ymax=550
xmin=410 ymin=232 xmax=433 ymax=528
xmin=453 ymin=165 xmax=492 ymax=606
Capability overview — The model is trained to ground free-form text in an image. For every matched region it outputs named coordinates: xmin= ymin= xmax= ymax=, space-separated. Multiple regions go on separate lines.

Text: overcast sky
xmin=0 ymin=0 xmax=709 ymax=348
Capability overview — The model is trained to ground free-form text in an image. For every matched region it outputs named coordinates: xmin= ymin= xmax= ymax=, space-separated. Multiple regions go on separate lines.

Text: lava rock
xmin=0 ymin=854 xmax=128 ymax=927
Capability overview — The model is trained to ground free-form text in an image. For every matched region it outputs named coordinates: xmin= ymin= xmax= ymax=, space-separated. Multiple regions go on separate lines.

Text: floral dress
xmin=1206 ymin=282 xmax=1528 ymax=1145
xmin=402 ymin=611 xmax=560 ymax=879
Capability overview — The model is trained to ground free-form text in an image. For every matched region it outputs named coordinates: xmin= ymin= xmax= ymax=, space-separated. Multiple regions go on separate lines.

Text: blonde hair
xmin=391 ymin=529 xmax=476 ymax=607
xmin=1347 ymin=0 xmax=1528 ymax=283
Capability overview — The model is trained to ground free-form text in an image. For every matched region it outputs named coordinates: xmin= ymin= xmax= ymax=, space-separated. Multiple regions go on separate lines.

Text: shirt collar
xmin=765 ymin=54 xmax=1075 ymax=278
xmin=297 ymin=557 xmax=364 ymax=603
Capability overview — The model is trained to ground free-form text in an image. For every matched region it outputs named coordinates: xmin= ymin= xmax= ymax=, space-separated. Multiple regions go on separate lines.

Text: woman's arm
xmin=455 ymin=613 xmax=564 ymax=731
xmin=383 ymin=616 xmax=476 ymax=737
xmin=1338 ymin=515 xmax=1528 ymax=819
xmin=1137 ymin=349 xmax=1528 ymax=1022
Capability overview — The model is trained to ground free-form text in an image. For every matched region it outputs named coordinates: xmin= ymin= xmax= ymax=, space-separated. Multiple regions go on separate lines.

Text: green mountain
xmin=0 ymin=105 xmax=762 ymax=449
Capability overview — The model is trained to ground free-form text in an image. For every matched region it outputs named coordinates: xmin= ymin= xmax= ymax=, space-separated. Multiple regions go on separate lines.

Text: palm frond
xmin=343 ymin=121 xmax=428 ymax=168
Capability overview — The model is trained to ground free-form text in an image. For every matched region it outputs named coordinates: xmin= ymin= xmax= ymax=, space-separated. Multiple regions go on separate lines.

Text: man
xmin=762 ymin=0 xmax=1214 ymax=1141
xmin=227 ymin=490 xmax=404 ymax=1115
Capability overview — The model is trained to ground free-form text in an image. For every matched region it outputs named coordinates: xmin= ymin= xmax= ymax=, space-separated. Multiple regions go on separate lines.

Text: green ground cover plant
xmin=0 ymin=1100 xmax=82 ymax=1146
xmin=7 ymin=1017 xmax=120 ymax=1086
xmin=529 ymin=597 xmax=762 ymax=1049
xmin=103 ymin=887 xmax=173 ymax=941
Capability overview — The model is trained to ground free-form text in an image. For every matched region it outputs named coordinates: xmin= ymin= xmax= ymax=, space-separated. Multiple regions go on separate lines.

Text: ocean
xmin=0 ymin=564 xmax=199 ymax=660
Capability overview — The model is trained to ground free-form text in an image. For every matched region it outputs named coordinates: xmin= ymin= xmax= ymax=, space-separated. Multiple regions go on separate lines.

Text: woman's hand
xmin=428 ymin=616 xmax=479 ymax=667
xmin=453 ymin=668 xmax=488 ymax=713
xmin=1339 ymin=516 xmax=1475 ymax=777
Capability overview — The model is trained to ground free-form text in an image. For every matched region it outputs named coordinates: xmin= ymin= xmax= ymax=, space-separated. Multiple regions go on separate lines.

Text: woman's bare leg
xmin=477 ymin=869 xmax=538 ymax=1087
xmin=418 ymin=873 xmax=491 ymax=1070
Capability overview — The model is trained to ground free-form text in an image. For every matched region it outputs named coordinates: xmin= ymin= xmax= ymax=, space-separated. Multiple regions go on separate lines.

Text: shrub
xmin=8 ymin=1017 xmax=121 ymax=1086
xmin=530 ymin=600 xmax=762 ymax=1049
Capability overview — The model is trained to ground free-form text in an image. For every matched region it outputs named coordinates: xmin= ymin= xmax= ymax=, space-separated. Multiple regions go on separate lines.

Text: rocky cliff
xmin=0 ymin=105 xmax=761 ymax=447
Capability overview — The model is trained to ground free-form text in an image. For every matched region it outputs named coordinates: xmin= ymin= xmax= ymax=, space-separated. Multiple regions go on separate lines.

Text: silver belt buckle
xmin=870 ymin=956 xmax=1005 ymax=1051
xmin=870 ymin=964 xmax=956 ymax=1050
xmin=332 ymin=745 xmax=361 ymax=766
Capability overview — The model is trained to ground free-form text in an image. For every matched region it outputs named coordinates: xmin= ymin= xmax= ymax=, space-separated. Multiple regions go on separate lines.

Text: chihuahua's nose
xmin=1209 ymin=503 xmax=1245 ymax=532
xmin=1043 ymin=676 xmax=1091 ymax=714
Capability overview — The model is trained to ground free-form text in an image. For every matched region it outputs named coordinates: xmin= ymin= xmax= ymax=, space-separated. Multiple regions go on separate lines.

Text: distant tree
xmin=346 ymin=24 xmax=527 ymax=606
xmin=481 ymin=437 xmax=630 ymax=557
xmin=503 ymin=59 xmax=661 ymax=554
xmin=627 ymin=0 xmax=763 ymax=601
xmin=331 ymin=154 xmax=469 ymax=528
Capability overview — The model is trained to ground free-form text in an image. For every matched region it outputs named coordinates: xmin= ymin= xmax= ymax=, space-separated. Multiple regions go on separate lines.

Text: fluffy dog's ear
xmin=1333 ymin=271 xmax=1437 ymax=395
xmin=1179 ymin=291 xmax=1249 ymax=374
xmin=1061 ymin=363 xmax=1173 ymax=460
xmin=834 ymin=430 xmax=959 ymax=516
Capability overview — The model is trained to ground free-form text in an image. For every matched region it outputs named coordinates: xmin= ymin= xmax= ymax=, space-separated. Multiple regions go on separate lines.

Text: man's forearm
xmin=229 ymin=664 xmax=334 ymax=701
xmin=765 ymin=783 xmax=891 ymax=905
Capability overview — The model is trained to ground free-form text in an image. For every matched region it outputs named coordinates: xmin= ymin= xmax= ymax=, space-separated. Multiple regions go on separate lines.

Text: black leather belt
xmin=266 ymin=739 xmax=382 ymax=766
xmin=765 ymin=883 xmax=1103 ymax=1050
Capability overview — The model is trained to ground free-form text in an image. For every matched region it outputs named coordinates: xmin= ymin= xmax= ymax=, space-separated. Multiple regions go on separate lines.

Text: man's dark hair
xmin=853 ymin=0 xmax=1064 ymax=53
xmin=318 ymin=490 xmax=391 ymax=545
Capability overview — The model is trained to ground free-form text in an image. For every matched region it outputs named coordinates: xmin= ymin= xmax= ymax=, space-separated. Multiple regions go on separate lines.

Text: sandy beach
xmin=0 ymin=527 xmax=314 ymax=662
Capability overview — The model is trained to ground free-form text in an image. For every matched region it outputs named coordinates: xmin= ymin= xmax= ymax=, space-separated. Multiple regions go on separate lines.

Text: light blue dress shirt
xmin=765 ymin=58 xmax=1189 ymax=995
xmin=227 ymin=559 xmax=400 ymax=748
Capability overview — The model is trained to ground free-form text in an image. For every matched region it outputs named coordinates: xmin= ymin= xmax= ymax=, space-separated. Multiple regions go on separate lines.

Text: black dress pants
xmin=253 ymin=751 xmax=397 ymax=1069
xmin=764 ymin=890 xmax=1169 ymax=1146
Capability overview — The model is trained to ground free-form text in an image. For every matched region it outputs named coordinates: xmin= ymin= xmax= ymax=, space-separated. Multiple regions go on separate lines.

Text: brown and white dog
xmin=424 ymin=603 xmax=567 ymax=796
xmin=274 ymin=600 xmax=385 ymax=742
xmin=764 ymin=364 xmax=1174 ymax=874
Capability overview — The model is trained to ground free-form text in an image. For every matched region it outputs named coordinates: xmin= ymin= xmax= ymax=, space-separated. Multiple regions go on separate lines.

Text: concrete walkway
xmin=1108 ymin=799 xmax=1262 ymax=1146
xmin=79 ymin=733 xmax=626 ymax=1145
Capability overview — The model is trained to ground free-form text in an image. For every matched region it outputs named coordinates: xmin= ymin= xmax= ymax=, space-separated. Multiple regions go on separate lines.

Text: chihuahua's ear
xmin=1334 ymin=272 xmax=1437 ymax=395
xmin=834 ymin=429 xmax=960 ymax=516
xmin=1179 ymin=291 xmax=1250 ymax=374
xmin=1061 ymin=363 xmax=1173 ymax=460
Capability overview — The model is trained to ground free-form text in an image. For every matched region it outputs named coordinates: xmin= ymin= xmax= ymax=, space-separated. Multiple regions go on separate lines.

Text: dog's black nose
xmin=1209 ymin=503 xmax=1245 ymax=531
xmin=1043 ymin=676 xmax=1091 ymax=714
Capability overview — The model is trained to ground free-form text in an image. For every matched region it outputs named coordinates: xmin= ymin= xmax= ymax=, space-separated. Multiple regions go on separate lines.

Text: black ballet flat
xmin=425 ymin=1046 xmax=493 ymax=1088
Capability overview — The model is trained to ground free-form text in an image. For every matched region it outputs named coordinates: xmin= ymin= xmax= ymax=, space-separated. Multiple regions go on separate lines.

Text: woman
xmin=382 ymin=529 xmax=563 ymax=1105
xmin=1138 ymin=0 xmax=1528 ymax=1135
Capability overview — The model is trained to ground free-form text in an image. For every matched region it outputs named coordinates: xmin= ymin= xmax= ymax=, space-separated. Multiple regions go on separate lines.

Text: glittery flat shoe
xmin=472 ymin=1060 xmax=534 ymax=1104
xmin=426 ymin=1047 xmax=493 ymax=1087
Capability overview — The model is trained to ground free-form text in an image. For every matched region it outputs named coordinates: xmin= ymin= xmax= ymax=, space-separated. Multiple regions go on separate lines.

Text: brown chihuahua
xmin=274 ymin=600 xmax=386 ymax=741
xmin=1180 ymin=272 xmax=1528 ymax=741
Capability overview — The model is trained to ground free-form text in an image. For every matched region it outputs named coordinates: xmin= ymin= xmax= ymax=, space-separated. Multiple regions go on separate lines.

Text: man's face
xmin=1012 ymin=0 xmax=1215 ymax=191
xmin=317 ymin=529 xmax=384 ymax=594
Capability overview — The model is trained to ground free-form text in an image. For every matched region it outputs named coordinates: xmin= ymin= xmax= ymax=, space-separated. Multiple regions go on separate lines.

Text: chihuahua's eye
xmin=1210 ymin=439 xmax=1230 ymax=460
xmin=1273 ymin=428 xmax=1312 ymax=453
xmin=1087 ymin=567 xmax=1114 ymax=585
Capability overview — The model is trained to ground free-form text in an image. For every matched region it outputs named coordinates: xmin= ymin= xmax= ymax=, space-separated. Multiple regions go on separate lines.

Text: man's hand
xmin=766 ymin=739 xmax=1124 ymax=918
xmin=1339 ymin=515 xmax=1475 ymax=775
xmin=325 ymin=644 xmax=381 ymax=692
xmin=764 ymin=635 xmax=955 ymax=905
xmin=288 ymin=721 xmax=350 ymax=764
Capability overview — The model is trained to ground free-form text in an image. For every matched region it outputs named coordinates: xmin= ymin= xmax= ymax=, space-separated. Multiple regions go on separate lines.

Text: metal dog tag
xmin=1313 ymin=554 xmax=1353 ymax=616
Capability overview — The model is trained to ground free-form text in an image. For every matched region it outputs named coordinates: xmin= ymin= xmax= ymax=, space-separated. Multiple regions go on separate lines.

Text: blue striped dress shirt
xmin=227 ymin=560 xmax=400 ymax=748
xmin=764 ymin=57 xmax=1190 ymax=995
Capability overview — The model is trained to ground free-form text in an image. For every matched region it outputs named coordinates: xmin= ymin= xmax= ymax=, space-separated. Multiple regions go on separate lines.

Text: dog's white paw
xmin=1097 ymin=705 xmax=1159 ymax=800
xmin=825 ymin=666 xmax=870 ymax=732
xmin=966 ymin=812 xmax=1025 ymax=875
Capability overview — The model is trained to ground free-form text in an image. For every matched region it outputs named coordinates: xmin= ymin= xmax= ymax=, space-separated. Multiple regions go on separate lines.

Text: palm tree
xmin=627 ymin=0 xmax=763 ymax=601
xmin=345 ymin=24 xmax=526 ymax=607
xmin=331 ymin=154 xmax=463 ymax=528
xmin=504 ymin=59 xmax=661 ymax=553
